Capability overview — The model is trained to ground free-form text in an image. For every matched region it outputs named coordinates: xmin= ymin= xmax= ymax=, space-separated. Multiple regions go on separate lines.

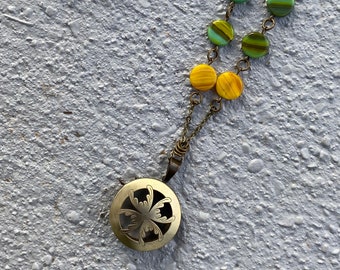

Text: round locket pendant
xmin=109 ymin=178 xmax=181 ymax=251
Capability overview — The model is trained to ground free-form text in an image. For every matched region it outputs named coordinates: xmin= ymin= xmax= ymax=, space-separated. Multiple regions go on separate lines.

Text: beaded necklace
xmin=109 ymin=0 xmax=295 ymax=251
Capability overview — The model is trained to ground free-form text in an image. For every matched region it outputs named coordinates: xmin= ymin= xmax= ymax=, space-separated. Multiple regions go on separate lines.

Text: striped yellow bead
xmin=190 ymin=64 xmax=217 ymax=91
xmin=216 ymin=72 xmax=243 ymax=100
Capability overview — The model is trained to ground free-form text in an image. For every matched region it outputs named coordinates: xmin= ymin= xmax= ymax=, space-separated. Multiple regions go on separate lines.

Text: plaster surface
xmin=0 ymin=0 xmax=339 ymax=269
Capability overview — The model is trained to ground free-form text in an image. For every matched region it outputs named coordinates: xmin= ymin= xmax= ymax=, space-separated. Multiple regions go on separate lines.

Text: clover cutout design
xmin=119 ymin=185 xmax=175 ymax=245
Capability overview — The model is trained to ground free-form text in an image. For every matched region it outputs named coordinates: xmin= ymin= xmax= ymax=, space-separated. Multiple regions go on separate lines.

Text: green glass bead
xmin=234 ymin=0 xmax=249 ymax=3
xmin=241 ymin=32 xmax=270 ymax=58
xmin=207 ymin=20 xmax=234 ymax=46
xmin=266 ymin=0 xmax=295 ymax=17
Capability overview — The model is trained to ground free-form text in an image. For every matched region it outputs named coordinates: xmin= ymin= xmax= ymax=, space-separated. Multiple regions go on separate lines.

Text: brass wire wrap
xmin=171 ymin=139 xmax=190 ymax=158
xmin=163 ymin=139 xmax=190 ymax=183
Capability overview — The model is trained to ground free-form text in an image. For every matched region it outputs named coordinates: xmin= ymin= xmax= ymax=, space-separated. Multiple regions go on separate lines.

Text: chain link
xmin=180 ymin=94 xmax=222 ymax=140
xmin=187 ymin=97 xmax=222 ymax=141
xmin=235 ymin=56 xmax=251 ymax=74
xmin=262 ymin=15 xmax=276 ymax=34
xmin=165 ymin=93 xmax=223 ymax=182
xmin=207 ymin=46 xmax=219 ymax=64
xmin=226 ymin=1 xmax=235 ymax=21
xmin=180 ymin=92 xmax=202 ymax=140
xmin=168 ymin=92 xmax=223 ymax=157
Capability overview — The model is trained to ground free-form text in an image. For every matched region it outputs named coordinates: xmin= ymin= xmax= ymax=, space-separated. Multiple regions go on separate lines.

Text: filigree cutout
xmin=119 ymin=185 xmax=175 ymax=245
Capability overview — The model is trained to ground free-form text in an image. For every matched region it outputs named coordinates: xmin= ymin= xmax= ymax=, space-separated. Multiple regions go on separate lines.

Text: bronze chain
xmin=163 ymin=3 xmax=278 ymax=183
xmin=207 ymin=46 xmax=219 ymax=65
xmin=225 ymin=1 xmax=235 ymax=21
xmin=262 ymin=15 xmax=276 ymax=33
xmin=163 ymin=93 xmax=222 ymax=183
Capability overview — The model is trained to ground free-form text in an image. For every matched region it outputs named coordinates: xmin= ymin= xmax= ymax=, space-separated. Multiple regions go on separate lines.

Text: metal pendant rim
xmin=109 ymin=178 xmax=181 ymax=251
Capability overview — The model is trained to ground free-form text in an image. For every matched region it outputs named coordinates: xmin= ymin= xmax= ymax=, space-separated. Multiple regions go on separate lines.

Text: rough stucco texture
xmin=0 ymin=0 xmax=339 ymax=269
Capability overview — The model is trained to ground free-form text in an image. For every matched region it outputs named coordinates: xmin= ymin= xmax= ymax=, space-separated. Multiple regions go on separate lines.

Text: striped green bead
xmin=234 ymin=0 xmax=249 ymax=3
xmin=266 ymin=0 xmax=295 ymax=17
xmin=242 ymin=32 xmax=270 ymax=58
xmin=207 ymin=20 xmax=234 ymax=46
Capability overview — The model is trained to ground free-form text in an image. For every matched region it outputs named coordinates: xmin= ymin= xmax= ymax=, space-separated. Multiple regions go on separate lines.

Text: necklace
xmin=109 ymin=0 xmax=295 ymax=251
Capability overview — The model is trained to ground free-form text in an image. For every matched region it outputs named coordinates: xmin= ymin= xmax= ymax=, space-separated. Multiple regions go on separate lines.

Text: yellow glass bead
xmin=216 ymin=72 xmax=243 ymax=100
xmin=190 ymin=64 xmax=217 ymax=91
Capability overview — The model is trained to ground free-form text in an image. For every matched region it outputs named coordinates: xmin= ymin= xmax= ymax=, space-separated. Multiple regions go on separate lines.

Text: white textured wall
xmin=0 ymin=0 xmax=339 ymax=269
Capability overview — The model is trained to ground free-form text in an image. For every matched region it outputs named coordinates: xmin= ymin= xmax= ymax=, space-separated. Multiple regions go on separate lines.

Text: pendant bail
xmin=163 ymin=156 xmax=183 ymax=183
xmin=163 ymin=139 xmax=190 ymax=183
